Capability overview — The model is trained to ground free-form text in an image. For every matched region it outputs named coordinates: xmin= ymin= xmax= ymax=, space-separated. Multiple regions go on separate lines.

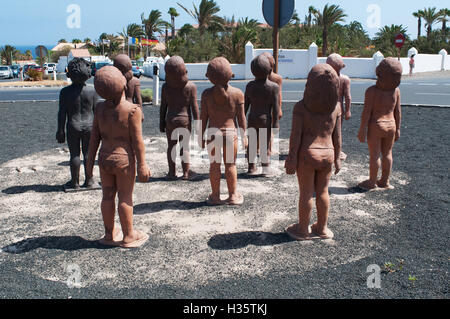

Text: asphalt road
xmin=1 ymin=72 xmax=450 ymax=106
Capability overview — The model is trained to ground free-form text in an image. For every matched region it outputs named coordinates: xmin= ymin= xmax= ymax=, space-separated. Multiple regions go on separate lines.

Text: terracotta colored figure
xmin=285 ymin=64 xmax=342 ymax=241
xmin=57 ymin=58 xmax=99 ymax=190
xmin=261 ymin=52 xmax=283 ymax=156
xmin=245 ymin=54 xmax=280 ymax=176
xmin=357 ymin=58 xmax=402 ymax=191
xmin=160 ymin=56 xmax=200 ymax=180
xmin=261 ymin=52 xmax=283 ymax=119
xmin=114 ymin=54 xmax=143 ymax=109
xmin=326 ymin=53 xmax=352 ymax=161
xmin=87 ymin=66 xmax=151 ymax=248
xmin=201 ymin=57 xmax=247 ymax=206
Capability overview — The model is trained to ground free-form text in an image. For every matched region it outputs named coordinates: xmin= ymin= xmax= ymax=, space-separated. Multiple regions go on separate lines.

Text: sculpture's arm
xmin=394 ymin=88 xmax=402 ymax=142
xmin=285 ymin=103 xmax=303 ymax=174
xmin=358 ymin=88 xmax=373 ymax=143
xmin=159 ymin=85 xmax=168 ymax=133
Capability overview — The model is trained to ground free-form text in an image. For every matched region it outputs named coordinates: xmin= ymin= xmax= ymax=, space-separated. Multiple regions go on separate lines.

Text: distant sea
xmin=14 ymin=45 xmax=55 ymax=58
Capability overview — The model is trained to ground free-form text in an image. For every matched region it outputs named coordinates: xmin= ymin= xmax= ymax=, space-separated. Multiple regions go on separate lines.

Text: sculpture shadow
xmin=58 ymin=160 xmax=98 ymax=167
xmin=328 ymin=186 xmax=357 ymax=196
xmin=2 ymin=236 xmax=115 ymax=254
xmin=2 ymin=184 xmax=63 ymax=195
xmin=134 ymin=200 xmax=208 ymax=215
xmin=208 ymin=231 xmax=294 ymax=250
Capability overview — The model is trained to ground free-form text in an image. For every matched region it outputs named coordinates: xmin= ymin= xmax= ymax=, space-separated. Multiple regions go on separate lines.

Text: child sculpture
xmin=357 ymin=58 xmax=402 ymax=191
xmin=285 ymin=64 xmax=342 ymax=241
xmin=245 ymin=54 xmax=280 ymax=176
xmin=160 ymin=56 xmax=200 ymax=180
xmin=201 ymin=57 xmax=247 ymax=206
xmin=113 ymin=54 xmax=143 ymax=110
xmin=87 ymin=66 xmax=151 ymax=248
xmin=326 ymin=53 xmax=352 ymax=161
xmin=57 ymin=58 xmax=99 ymax=191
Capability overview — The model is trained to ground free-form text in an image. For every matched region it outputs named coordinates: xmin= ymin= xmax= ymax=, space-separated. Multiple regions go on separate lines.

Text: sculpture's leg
xmin=224 ymin=136 xmax=243 ymax=205
xmin=378 ymin=134 xmax=395 ymax=189
xmin=81 ymin=130 xmax=95 ymax=187
xmin=67 ymin=130 xmax=81 ymax=189
xmin=99 ymin=167 xmax=117 ymax=243
xmin=311 ymin=166 xmax=334 ymax=239
xmin=166 ymin=128 xmax=177 ymax=179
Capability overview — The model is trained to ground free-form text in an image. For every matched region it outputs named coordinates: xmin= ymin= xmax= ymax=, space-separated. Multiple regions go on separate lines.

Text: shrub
xmin=26 ymin=69 xmax=43 ymax=81
xmin=141 ymin=89 xmax=153 ymax=103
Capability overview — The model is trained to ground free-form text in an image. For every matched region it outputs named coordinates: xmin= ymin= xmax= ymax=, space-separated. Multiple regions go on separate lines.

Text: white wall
xmin=144 ymin=44 xmax=449 ymax=80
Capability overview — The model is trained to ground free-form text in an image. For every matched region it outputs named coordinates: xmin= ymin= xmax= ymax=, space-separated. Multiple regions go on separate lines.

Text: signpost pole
xmin=273 ymin=0 xmax=280 ymax=74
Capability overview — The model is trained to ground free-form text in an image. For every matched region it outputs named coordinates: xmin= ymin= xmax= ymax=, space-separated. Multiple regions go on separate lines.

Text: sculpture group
xmin=57 ymin=53 xmax=402 ymax=247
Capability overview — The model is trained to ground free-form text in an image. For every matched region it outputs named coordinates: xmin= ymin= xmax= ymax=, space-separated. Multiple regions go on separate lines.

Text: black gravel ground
xmin=0 ymin=101 xmax=448 ymax=299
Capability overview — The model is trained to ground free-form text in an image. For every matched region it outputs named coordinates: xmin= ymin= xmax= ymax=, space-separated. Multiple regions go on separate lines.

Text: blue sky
xmin=0 ymin=0 xmax=448 ymax=47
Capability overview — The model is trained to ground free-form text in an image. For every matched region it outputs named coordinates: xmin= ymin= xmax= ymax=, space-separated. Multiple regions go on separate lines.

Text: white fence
xmin=143 ymin=42 xmax=449 ymax=80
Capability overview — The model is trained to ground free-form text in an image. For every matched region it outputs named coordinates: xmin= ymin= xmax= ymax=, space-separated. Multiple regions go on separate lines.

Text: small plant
xmin=141 ymin=88 xmax=153 ymax=103
xmin=382 ymin=262 xmax=397 ymax=274
xmin=408 ymin=275 xmax=417 ymax=285
xmin=26 ymin=69 xmax=43 ymax=81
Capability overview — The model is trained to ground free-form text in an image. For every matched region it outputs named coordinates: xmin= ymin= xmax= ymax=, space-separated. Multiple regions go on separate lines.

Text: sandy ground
xmin=0 ymin=102 xmax=448 ymax=299
xmin=0 ymin=80 xmax=68 ymax=88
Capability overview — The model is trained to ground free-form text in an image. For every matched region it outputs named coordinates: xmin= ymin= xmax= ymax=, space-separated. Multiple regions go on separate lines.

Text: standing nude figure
xmin=114 ymin=54 xmax=143 ymax=110
xmin=57 ymin=58 xmax=99 ymax=190
xmin=326 ymin=53 xmax=352 ymax=161
xmin=201 ymin=57 xmax=247 ymax=206
xmin=87 ymin=66 xmax=151 ymax=248
xmin=285 ymin=64 xmax=342 ymax=241
xmin=357 ymin=58 xmax=402 ymax=191
xmin=160 ymin=56 xmax=200 ymax=180
xmin=245 ymin=54 xmax=280 ymax=176
xmin=261 ymin=52 xmax=283 ymax=156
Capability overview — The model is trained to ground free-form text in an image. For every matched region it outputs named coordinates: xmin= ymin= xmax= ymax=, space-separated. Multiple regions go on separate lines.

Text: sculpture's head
xmin=94 ymin=66 xmax=127 ymax=102
xmin=303 ymin=64 xmax=340 ymax=114
xmin=164 ymin=56 xmax=189 ymax=89
xmin=251 ymin=54 xmax=272 ymax=80
xmin=67 ymin=58 xmax=91 ymax=84
xmin=206 ymin=57 xmax=234 ymax=86
xmin=326 ymin=53 xmax=345 ymax=75
xmin=261 ymin=52 xmax=275 ymax=71
xmin=114 ymin=54 xmax=132 ymax=76
xmin=376 ymin=58 xmax=403 ymax=91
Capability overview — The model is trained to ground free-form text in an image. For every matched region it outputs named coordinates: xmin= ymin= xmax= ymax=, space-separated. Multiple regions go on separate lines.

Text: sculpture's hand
xmin=334 ymin=158 xmax=341 ymax=175
xmin=137 ymin=164 xmax=151 ymax=183
xmin=357 ymin=129 xmax=366 ymax=143
xmin=345 ymin=110 xmax=352 ymax=120
xmin=278 ymin=111 xmax=283 ymax=120
xmin=286 ymin=167 xmax=296 ymax=175
xmin=56 ymin=131 xmax=65 ymax=144
xmin=285 ymin=158 xmax=297 ymax=175
xmin=159 ymin=123 xmax=166 ymax=133
xmin=201 ymin=139 xmax=206 ymax=150
xmin=242 ymin=136 xmax=248 ymax=151
xmin=395 ymin=129 xmax=400 ymax=142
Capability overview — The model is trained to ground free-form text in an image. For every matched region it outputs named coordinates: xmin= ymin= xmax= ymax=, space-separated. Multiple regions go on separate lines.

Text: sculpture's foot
xmin=98 ymin=228 xmax=123 ymax=247
xmin=376 ymin=180 xmax=395 ymax=190
xmin=285 ymin=224 xmax=312 ymax=241
xmin=120 ymin=230 xmax=149 ymax=249
xmin=63 ymin=180 xmax=80 ymax=192
xmin=311 ymin=223 xmax=334 ymax=240
xmin=225 ymin=193 xmax=244 ymax=206
xmin=206 ymin=194 xmax=224 ymax=206
xmin=165 ymin=173 xmax=178 ymax=181
xmin=247 ymin=166 xmax=259 ymax=176
xmin=82 ymin=178 xmax=101 ymax=190
xmin=340 ymin=151 xmax=347 ymax=161
xmin=182 ymin=170 xmax=198 ymax=181
xmin=357 ymin=180 xmax=378 ymax=191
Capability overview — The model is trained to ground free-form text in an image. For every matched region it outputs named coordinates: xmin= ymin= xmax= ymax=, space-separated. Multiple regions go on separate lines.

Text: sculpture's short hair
xmin=114 ymin=54 xmax=133 ymax=75
xmin=206 ymin=57 xmax=233 ymax=86
xmin=67 ymin=58 xmax=91 ymax=83
xmin=251 ymin=55 xmax=272 ymax=79
xmin=94 ymin=66 xmax=126 ymax=101
xmin=304 ymin=64 xmax=340 ymax=114
xmin=376 ymin=58 xmax=403 ymax=90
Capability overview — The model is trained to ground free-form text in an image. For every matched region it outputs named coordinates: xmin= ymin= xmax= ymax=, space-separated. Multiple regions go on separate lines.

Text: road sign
xmin=395 ymin=34 xmax=405 ymax=49
xmin=262 ymin=0 xmax=295 ymax=28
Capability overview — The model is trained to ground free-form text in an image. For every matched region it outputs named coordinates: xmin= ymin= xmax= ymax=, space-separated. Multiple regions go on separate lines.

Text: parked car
xmin=28 ymin=65 xmax=44 ymax=73
xmin=10 ymin=65 xmax=20 ymax=78
xmin=91 ymin=62 xmax=113 ymax=76
xmin=22 ymin=64 xmax=37 ymax=75
xmin=0 ymin=66 xmax=13 ymax=79
xmin=43 ymin=63 xmax=57 ymax=74
xmin=132 ymin=66 xmax=141 ymax=78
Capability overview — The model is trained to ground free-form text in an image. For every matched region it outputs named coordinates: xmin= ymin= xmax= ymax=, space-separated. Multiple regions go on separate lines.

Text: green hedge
xmin=141 ymin=88 xmax=153 ymax=103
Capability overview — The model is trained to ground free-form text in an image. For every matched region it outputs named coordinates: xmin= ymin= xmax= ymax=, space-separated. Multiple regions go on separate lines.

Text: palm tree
xmin=422 ymin=7 xmax=441 ymax=37
xmin=412 ymin=10 xmax=424 ymax=38
xmin=120 ymin=23 xmax=145 ymax=57
xmin=168 ymin=7 xmax=180 ymax=39
xmin=290 ymin=10 xmax=300 ymax=25
xmin=314 ymin=4 xmax=347 ymax=56
xmin=177 ymin=0 xmax=224 ymax=34
xmin=0 ymin=45 xmax=17 ymax=65
xmin=221 ymin=17 xmax=259 ymax=63
xmin=141 ymin=10 xmax=167 ymax=40
xmin=72 ymin=39 xmax=82 ymax=44
xmin=374 ymin=24 xmax=408 ymax=56
xmin=83 ymin=38 xmax=92 ymax=44
xmin=307 ymin=6 xmax=317 ymax=27
xmin=58 ymin=39 xmax=67 ymax=43
xmin=438 ymin=8 xmax=449 ymax=34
